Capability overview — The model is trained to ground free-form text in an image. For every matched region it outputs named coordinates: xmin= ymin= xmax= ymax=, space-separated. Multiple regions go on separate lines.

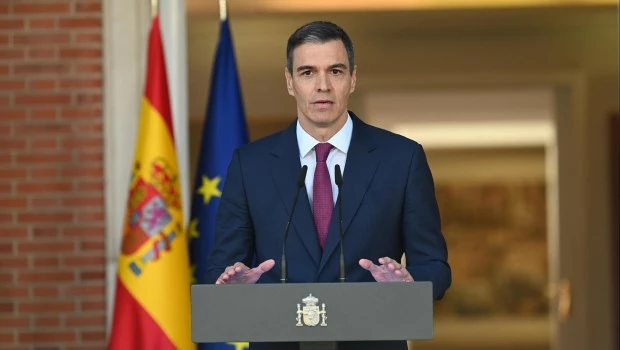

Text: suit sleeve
xmin=404 ymin=143 xmax=452 ymax=299
xmin=204 ymin=149 xmax=256 ymax=284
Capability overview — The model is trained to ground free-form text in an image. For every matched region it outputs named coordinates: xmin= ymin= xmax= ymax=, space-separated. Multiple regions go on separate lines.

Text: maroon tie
xmin=313 ymin=143 xmax=334 ymax=250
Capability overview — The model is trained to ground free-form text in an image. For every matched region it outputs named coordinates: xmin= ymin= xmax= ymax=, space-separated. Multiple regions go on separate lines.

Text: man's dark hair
xmin=286 ymin=21 xmax=355 ymax=75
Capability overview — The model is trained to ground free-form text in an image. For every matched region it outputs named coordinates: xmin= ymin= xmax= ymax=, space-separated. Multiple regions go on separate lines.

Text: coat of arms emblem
xmin=296 ymin=294 xmax=327 ymax=327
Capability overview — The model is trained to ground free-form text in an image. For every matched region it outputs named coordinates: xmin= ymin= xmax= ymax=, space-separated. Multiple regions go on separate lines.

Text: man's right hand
xmin=215 ymin=259 xmax=275 ymax=284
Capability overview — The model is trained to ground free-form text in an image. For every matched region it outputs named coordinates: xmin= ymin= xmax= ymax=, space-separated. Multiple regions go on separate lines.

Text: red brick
xmin=73 ymin=122 xmax=102 ymax=133
xmin=19 ymin=331 xmax=75 ymax=343
xmin=63 ymin=226 xmax=104 ymax=237
xmin=79 ymin=270 xmax=105 ymax=281
xmin=76 ymin=181 xmax=103 ymax=191
xmin=0 ymin=19 xmax=24 ymax=30
xmin=28 ymin=168 xmax=59 ymax=178
xmin=32 ymin=256 xmax=60 ymax=268
xmin=14 ymin=94 xmax=71 ymax=105
xmin=62 ymin=196 xmax=103 ymax=207
xmin=75 ymin=93 xmax=102 ymax=104
xmin=0 ymin=35 xmax=8 ymax=45
xmin=64 ymin=285 xmax=104 ymax=298
xmin=0 ymin=80 xmax=25 ymax=90
xmin=29 ymin=80 xmax=56 ymax=90
xmin=33 ymin=316 xmax=60 ymax=327
xmin=60 ymin=48 xmax=101 ymax=58
xmin=18 ymin=241 xmax=74 ymax=253
xmin=13 ymin=33 xmax=70 ymax=45
xmin=76 ymin=211 xmax=104 ymax=222
xmin=75 ymin=32 xmax=101 ymax=43
xmin=31 ymin=226 xmax=60 ymax=238
xmin=77 ymin=152 xmax=103 ymax=162
xmin=80 ymin=300 xmax=104 ymax=312
xmin=14 ymin=3 xmax=71 ymax=14
xmin=0 ymin=257 xmax=28 ymax=268
xmin=0 ymin=168 xmax=26 ymax=179
xmin=75 ymin=1 xmax=102 ymax=13
xmin=59 ymin=18 xmax=101 ymax=29
xmin=14 ymin=63 xmax=69 ymax=75
xmin=0 ymin=242 xmax=13 ymax=254
xmin=0 ymin=5 xmax=8 ymax=14
xmin=0 ymin=182 xmax=13 ymax=194
xmin=29 ymin=138 xmax=58 ymax=149
xmin=17 ymin=182 xmax=72 ymax=193
xmin=17 ymin=212 xmax=73 ymax=224
xmin=27 ymin=48 xmax=56 ymax=59
xmin=0 ymin=228 xmax=28 ymax=238
xmin=60 ymin=79 xmax=102 ymax=89
xmin=28 ymin=18 xmax=57 ymax=30
xmin=0 ymin=273 xmax=13 ymax=284
xmin=32 ymin=286 xmax=60 ymax=297
xmin=0 ymin=195 xmax=25 ymax=210
xmin=65 ymin=314 xmax=104 ymax=326
xmin=62 ymin=138 xmax=102 ymax=149
xmin=0 ymin=316 xmax=28 ymax=328
xmin=0 ymin=64 xmax=9 ymax=74
xmin=0 ymin=213 xmax=13 ymax=224
xmin=15 ymin=122 xmax=71 ymax=134
xmin=0 ymin=49 xmax=25 ymax=60
xmin=29 ymin=108 xmax=57 ymax=120
xmin=0 ymin=331 xmax=14 ymax=343
xmin=0 ymin=302 xmax=14 ymax=313
xmin=0 ymin=197 xmax=27 ymax=208
xmin=61 ymin=166 xmax=102 ymax=177
xmin=0 ymin=138 xmax=27 ymax=149
xmin=0 ymin=287 xmax=27 ymax=298
xmin=74 ymin=63 xmax=101 ymax=74
xmin=0 ymin=110 xmax=26 ymax=120
xmin=79 ymin=240 xmax=103 ymax=252
xmin=80 ymin=331 xmax=105 ymax=342
xmin=19 ymin=272 xmax=74 ymax=284
xmin=61 ymin=107 xmax=102 ymax=118
xmin=16 ymin=153 xmax=72 ymax=164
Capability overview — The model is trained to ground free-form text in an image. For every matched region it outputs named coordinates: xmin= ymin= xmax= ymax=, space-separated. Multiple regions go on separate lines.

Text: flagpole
xmin=219 ymin=0 xmax=227 ymax=21
xmin=151 ymin=0 xmax=159 ymax=19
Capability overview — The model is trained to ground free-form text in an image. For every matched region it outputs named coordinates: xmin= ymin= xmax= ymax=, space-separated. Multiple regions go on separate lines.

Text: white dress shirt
xmin=296 ymin=114 xmax=353 ymax=207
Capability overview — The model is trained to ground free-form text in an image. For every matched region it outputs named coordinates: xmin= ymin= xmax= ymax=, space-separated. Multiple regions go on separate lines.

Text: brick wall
xmin=0 ymin=1 xmax=106 ymax=349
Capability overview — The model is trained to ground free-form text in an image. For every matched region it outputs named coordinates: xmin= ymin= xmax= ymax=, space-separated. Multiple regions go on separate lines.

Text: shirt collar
xmin=297 ymin=113 xmax=353 ymax=158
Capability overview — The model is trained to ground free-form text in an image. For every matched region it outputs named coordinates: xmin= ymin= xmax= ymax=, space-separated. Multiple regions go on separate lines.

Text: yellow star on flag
xmin=227 ymin=342 xmax=249 ymax=350
xmin=189 ymin=218 xmax=199 ymax=240
xmin=197 ymin=175 xmax=222 ymax=204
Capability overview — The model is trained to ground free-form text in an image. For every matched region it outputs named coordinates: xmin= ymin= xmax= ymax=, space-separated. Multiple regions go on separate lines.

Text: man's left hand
xmin=359 ymin=257 xmax=414 ymax=282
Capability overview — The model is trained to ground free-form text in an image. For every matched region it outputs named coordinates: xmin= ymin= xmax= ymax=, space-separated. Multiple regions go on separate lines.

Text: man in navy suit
xmin=205 ymin=21 xmax=451 ymax=350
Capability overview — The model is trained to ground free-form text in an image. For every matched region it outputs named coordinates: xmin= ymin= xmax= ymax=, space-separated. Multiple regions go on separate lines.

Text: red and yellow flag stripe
xmin=109 ymin=16 xmax=194 ymax=350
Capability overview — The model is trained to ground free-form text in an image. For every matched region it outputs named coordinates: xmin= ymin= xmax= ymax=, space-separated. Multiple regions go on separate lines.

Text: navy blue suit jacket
xmin=205 ymin=112 xmax=451 ymax=350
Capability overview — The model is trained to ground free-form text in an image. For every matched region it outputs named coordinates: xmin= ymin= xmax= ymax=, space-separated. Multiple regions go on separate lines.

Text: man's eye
xmin=331 ymin=69 xmax=342 ymax=75
xmin=301 ymin=71 xmax=312 ymax=76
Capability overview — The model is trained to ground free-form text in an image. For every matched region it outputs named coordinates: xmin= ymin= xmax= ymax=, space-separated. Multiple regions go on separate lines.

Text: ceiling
xmin=185 ymin=1 xmax=618 ymax=121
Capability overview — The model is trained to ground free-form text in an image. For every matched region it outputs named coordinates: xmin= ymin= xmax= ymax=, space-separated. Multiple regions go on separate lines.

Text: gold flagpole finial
xmin=219 ymin=0 xmax=227 ymax=21
xmin=150 ymin=0 xmax=159 ymax=19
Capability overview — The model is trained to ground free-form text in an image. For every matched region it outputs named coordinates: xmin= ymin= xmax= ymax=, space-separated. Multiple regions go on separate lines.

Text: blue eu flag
xmin=189 ymin=18 xmax=249 ymax=350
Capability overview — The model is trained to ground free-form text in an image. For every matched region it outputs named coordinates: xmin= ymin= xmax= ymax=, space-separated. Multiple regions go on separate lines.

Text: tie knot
xmin=314 ymin=143 xmax=333 ymax=162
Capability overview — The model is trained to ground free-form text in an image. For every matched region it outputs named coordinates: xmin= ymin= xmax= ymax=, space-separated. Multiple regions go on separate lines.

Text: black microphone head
xmin=335 ymin=164 xmax=343 ymax=186
xmin=297 ymin=165 xmax=308 ymax=188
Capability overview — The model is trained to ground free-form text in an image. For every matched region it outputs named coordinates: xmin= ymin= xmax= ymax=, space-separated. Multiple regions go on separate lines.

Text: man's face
xmin=285 ymin=40 xmax=356 ymax=131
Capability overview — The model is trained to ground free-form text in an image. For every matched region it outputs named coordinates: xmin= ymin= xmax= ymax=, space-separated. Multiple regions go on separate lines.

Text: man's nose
xmin=316 ymin=72 xmax=331 ymax=92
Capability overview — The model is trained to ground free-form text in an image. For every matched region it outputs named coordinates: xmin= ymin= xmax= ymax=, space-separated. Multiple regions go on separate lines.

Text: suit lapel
xmin=269 ymin=121 xmax=321 ymax=267
xmin=318 ymin=114 xmax=380 ymax=273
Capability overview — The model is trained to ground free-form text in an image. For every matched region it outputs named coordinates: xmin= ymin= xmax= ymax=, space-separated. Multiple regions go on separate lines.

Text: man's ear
xmin=350 ymin=65 xmax=357 ymax=93
xmin=284 ymin=67 xmax=295 ymax=97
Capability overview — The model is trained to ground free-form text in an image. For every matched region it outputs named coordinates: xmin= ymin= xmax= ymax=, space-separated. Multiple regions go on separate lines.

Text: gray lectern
xmin=190 ymin=282 xmax=433 ymax=349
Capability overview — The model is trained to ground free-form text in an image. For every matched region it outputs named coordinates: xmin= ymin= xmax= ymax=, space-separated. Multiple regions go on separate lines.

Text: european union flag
xmin=189 ymin=18 xmax=249 ymax=350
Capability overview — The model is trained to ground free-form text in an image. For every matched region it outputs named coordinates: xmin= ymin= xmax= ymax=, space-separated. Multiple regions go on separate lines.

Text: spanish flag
xmin=108 ymin=15 xmax=194 ymax=350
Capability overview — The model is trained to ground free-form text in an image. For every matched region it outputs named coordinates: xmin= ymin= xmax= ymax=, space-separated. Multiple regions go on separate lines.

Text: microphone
xmin=334 ymin=164 xmax=346 ymax=282
xmin=281 ymin=165 xmax=308 ymax=283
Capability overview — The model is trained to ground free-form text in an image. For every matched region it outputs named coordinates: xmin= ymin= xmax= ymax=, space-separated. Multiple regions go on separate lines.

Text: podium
xmin=190 ymin=282 xmax=433 ymax=349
